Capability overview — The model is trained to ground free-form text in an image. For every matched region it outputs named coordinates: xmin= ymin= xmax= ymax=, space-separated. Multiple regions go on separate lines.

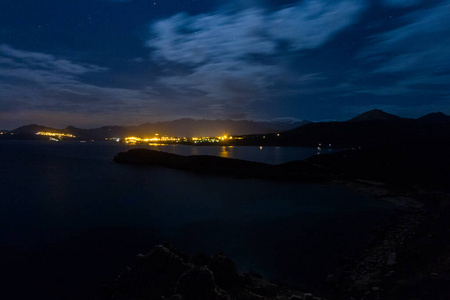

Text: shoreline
xmin=324 ymin=179 xmax=449 ymax=299
xmin=333 ymin=179 xmax=424 ymax=209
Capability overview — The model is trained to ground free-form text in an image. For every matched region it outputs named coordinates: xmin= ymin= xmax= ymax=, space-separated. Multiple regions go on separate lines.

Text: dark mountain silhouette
xmin=3 ymin=124 xmax=60 ymax=140
xmin=126 ymin=118 xmax=308 ymax=138
xmin=348 ymin=109 xmax=402 ymax=122
xmin=5 ymin=110 xmax=450 ymax=145
xmin=234 ymin=110 xmax=450 ymax=147
xmin=11 ymin=124 xmax=59 ymax=134
xmin=417 ymin=112 xmax=450 ymax=123
xmin=9 ymin=119 xmax=309 ymax=139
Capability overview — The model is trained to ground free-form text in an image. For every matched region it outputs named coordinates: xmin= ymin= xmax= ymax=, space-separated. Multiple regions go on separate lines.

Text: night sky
xmin=0 ymin=0 xmax=449 ymax=129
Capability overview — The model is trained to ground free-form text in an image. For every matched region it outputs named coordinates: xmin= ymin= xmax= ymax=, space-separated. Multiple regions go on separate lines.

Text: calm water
xmin=0 ymin=141 xmax=391 ymax=299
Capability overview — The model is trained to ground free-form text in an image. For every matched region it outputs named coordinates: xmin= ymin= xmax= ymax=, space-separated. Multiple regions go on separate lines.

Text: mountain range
xmin=347 ymin=109 xmax=402 ymax=122
xmin=236 ymin=109 xmax=450 ymax=147
xmin=3 ymin=110 xmax=450 ymax=146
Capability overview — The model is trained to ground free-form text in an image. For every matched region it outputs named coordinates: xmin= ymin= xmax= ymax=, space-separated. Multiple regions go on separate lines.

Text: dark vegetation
xmin=308 ymin=144 xmax=450 ymax=189
xmin=113 ymin=143 xmax=449 ymax=190
xmin=114 ymin=149 xmax=333 ymax=182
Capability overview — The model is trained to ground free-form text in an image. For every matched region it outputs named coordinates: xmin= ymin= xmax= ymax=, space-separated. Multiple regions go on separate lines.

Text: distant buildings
xmin=36 ymin=132 xmax=76 ymax=139
xmin=123 ymin=134 xmax=243 ymax=145
xmin=29 ymin=131 xmax=247 ymax=144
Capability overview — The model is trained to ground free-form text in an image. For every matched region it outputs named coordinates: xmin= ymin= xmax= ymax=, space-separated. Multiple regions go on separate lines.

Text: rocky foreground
xmin=107 ymin=244 xmax=321 ymax=300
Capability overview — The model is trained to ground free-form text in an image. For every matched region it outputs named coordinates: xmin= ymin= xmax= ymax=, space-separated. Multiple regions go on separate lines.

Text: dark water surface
xmin=0 ymin=141 xmax=391 ymax=299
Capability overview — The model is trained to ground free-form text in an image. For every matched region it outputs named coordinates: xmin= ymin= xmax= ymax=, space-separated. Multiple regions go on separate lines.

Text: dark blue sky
xmin=0 ymin=0 xmax=449 ymax=128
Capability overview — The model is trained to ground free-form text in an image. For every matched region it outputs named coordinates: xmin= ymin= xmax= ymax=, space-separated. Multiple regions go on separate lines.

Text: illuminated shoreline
xmin=123 ymin=134 xmax=243 ymax=145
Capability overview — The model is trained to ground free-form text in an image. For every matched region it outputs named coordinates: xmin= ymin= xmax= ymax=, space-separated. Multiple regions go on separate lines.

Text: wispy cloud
xmin=381 ymin=0 xmax=421 ymax=7
xmin=343 ymin=0 xmax=450 ymax=109
xmin=362 ymin=1 xmax=450 ymax=76
xmin=148 ymin=0 xmax=364 ymax=63
xmin=0 ymin=45 xmax=155 ymax=125
xmin=0 ymin=45 xmax=106 ymax=75
xmin=0 ymin=44 xmax=267 ymax=126
xmin=102 ymin=0 xmax=132 ymax=2
xmin=145 ymin=0 xmax=366 ymax=117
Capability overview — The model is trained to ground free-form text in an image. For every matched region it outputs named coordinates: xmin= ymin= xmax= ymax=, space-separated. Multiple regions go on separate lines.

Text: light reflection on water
xmin=140 ymin=143 xmax=338 ymax=164
xmin=219 ymin=146 xmax=231 ymax=158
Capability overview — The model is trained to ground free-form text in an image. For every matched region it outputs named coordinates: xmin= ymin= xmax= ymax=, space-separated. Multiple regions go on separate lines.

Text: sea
xmin=0 ymin=140 xmax=393 ymax=299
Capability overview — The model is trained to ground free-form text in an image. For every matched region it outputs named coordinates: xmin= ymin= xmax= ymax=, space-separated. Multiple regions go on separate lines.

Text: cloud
xmin=148 ymin=0 xmax=364 ymax=63
xmin=103 ymin=0 xmax=132 ymax=2
xmin=268 ymin=0 xmax=364 ymax=50
xmin=362 ymin=1 xmax=450 ymax=74
xmin=0 ymin=44 xmax=266 ymax=127
xmin=0 ymin=45 xmax=106 ymax=95
xmin=354 ymin=0 xmax=450 ymax=99
xmin=382 ymin=0 xmax=421 ymax=7
xmin=145 ymin=0 xmax=366 ymax=117
xmin=0 ymin=45 xmax=152 ymax=122
xmin=0 ymin=45 xmax=106 ymax=74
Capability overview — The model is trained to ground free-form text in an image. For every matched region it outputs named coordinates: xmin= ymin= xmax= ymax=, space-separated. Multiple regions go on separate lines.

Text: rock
xmin=110 ymin=244 xmax=310 ymax=300
xmin=303 ymin=293 xmax=314 ymax=300
xmin=248 ymin=281 xmax=278 ymax=298
xmin=139 ymin=245 xmax=189 ymax=274
xmin=191 ymin=252 xmax=211 ymax=267
xmin=176 ymin=266 xmax=218 ymax=300
xmin=163 ymin=243 xmax=190 ymax=263
xmin=208 ymin=253 xmax=239 ymax=290
xmin=386 ymin=252 xmax=397 ymax=266
xmin=111 ymin=245 xmax=190 ymax=299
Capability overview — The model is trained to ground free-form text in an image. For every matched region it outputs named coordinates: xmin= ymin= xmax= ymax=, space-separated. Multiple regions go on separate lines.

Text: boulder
xmin=208 ymin=253 xmax=239 ymax=290
xmin=176 ymin=266 xmax=218 ymax=300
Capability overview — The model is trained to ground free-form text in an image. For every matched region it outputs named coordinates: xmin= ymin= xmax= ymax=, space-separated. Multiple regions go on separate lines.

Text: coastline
xmin=334 ymin=179 xmax=424 ymax=208
xmin=323 ymin=178 xmax=449 ymax=299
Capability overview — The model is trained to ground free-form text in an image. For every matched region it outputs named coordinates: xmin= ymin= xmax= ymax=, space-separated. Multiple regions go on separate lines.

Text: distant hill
xmin=5 ymin=110 xmax=450 ymax=146
xmin=12 ymin=124 xmax=59 ymax=134
xmin=128 ymin=119 xmax=309 ymax=138
xmin=3 ymin=124 xmax=60 ymax=140
xmin=417 ymin=112 xmax=450 ymax=123
xmin=9 ymin=119 xmax=309 ymax=139
xmin=348 ymin=109 xmax=402 ymax=122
